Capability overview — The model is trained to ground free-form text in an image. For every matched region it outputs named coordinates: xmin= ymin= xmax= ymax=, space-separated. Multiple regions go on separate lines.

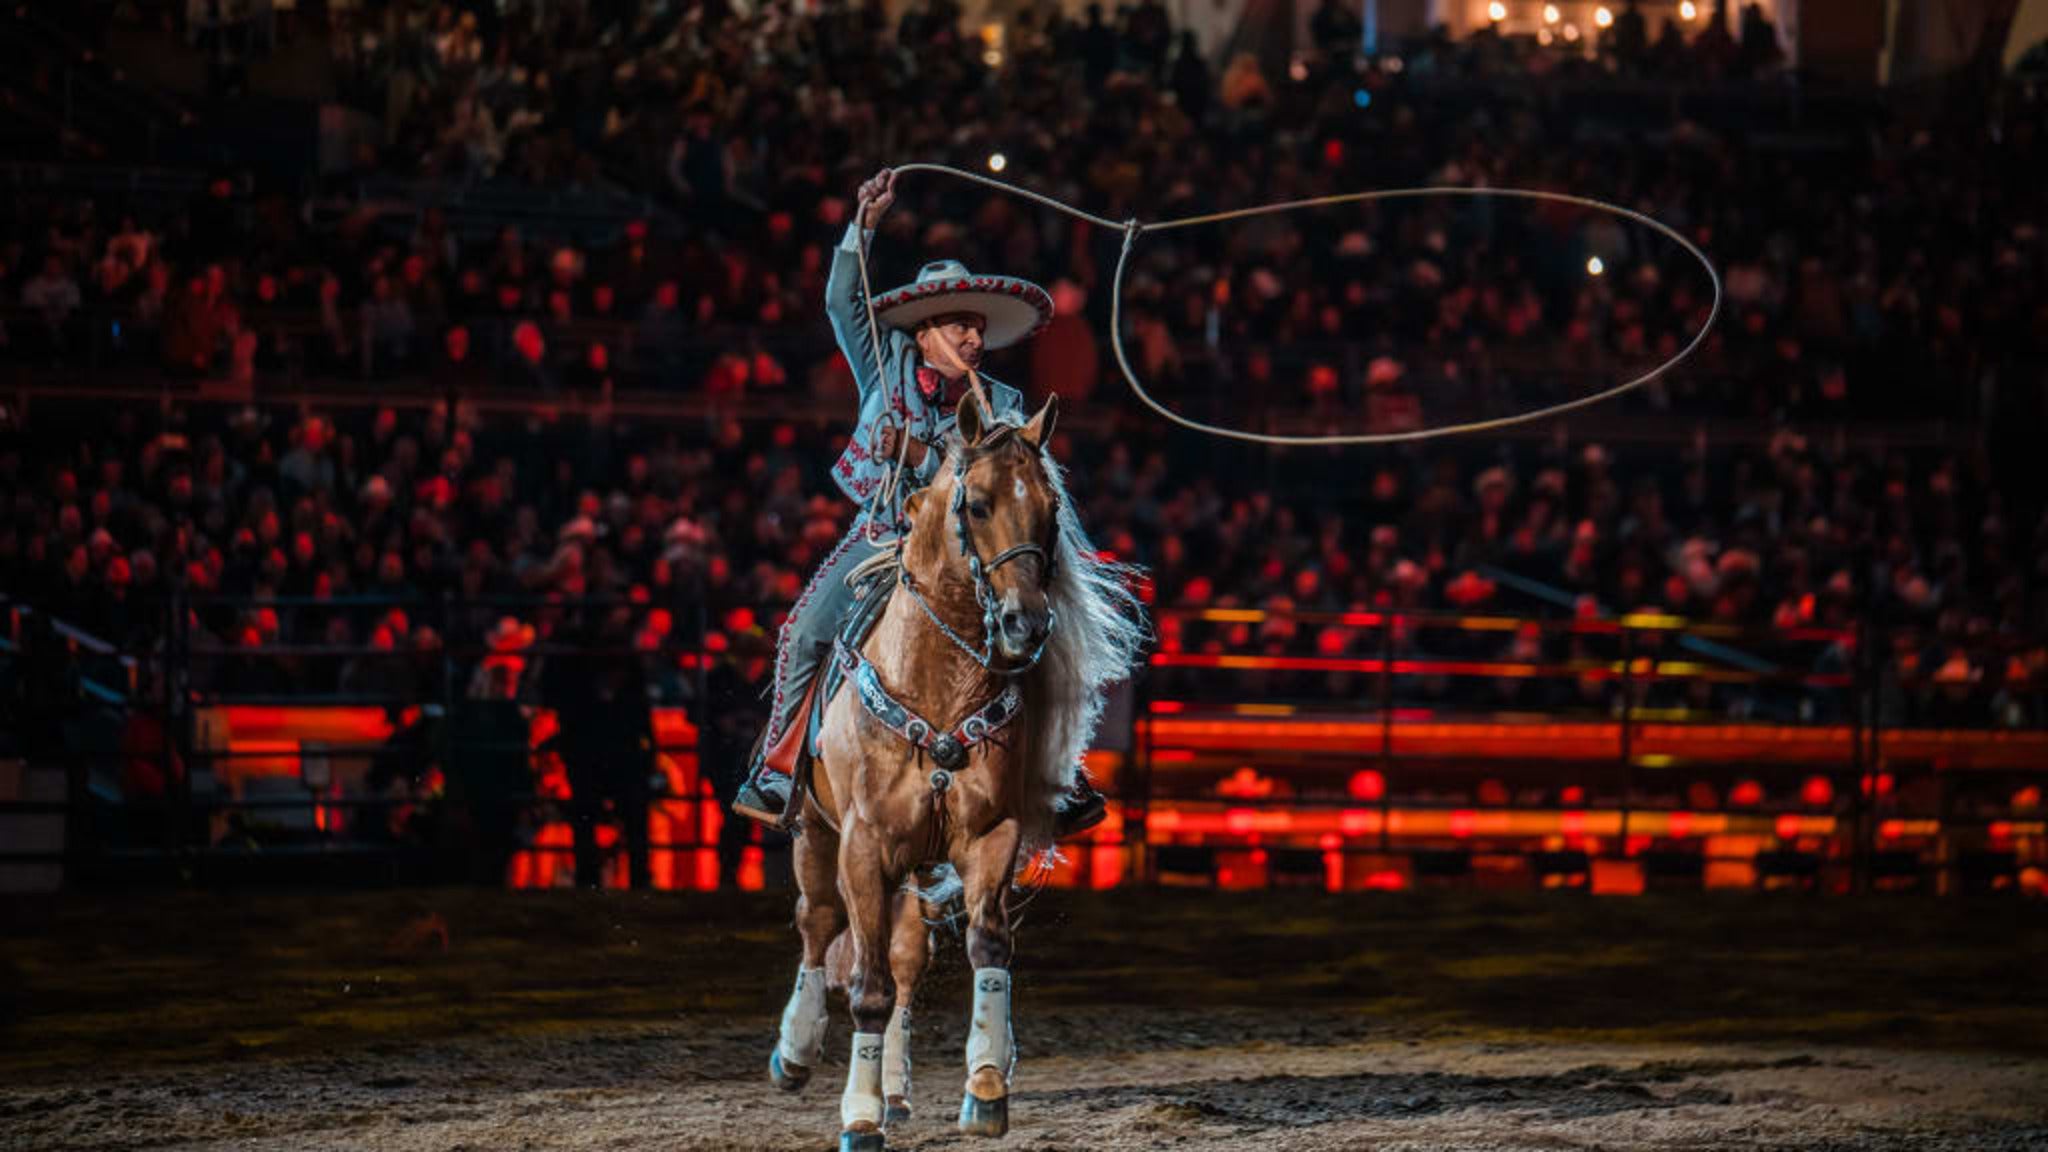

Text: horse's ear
xmin=955 ymin=389 xmax=987 ymax=446
xmin=1022 ymin=394 xmax=1059 ymax=448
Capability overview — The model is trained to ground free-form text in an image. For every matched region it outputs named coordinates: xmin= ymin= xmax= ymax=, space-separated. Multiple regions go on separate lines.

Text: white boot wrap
xmin=776 ymin=966 xmax=828 ymax=1068
xmin=883 ymin=1004 xmax=913 ymax=1099
xmin=965 ymin=967 xmax=1014 ymax=1079
xmin=840 ymin=1031 xmax=886 ymax=1128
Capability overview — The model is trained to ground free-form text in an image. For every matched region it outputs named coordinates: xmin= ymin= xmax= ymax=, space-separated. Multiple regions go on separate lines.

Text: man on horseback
xmin=731 ymin=167 xmax=1108 ymax=836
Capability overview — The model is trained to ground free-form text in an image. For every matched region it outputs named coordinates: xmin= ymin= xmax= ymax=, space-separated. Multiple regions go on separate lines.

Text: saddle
xmin=762 ymin=559 xmax=897 ymax=787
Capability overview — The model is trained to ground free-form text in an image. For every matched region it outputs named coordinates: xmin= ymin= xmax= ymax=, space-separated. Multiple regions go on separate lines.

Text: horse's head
xmin=904 ymin=391 xmax=1061 ymax=667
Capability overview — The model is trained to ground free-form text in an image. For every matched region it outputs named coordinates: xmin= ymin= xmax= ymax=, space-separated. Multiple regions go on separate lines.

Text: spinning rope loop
xmin=853 ymin=162 xmax=1722 ymax=456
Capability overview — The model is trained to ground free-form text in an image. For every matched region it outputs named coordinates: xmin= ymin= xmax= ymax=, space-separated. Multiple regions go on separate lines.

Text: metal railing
xmin=0 ymin=310 xmax=1982 ymax=456
xmin=1124 ymin=604 xmax=2048 ymax=894
xmin=7 ymin=588 xmax=2045 ymax=893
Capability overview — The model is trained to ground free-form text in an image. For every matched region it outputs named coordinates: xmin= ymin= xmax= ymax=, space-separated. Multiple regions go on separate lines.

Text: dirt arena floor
xmin=4 ymin=886 xmax=2047 ymax=1151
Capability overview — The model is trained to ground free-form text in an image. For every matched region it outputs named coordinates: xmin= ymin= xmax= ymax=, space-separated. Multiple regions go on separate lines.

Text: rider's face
xmin=917 ymin=314 xmax=986 ymax=378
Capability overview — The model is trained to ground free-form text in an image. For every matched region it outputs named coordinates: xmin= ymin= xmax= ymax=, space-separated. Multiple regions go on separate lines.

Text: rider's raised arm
xmin=825 ymin=223 xmax=907 ymax=403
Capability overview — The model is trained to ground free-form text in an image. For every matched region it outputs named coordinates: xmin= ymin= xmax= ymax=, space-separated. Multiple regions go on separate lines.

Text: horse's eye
xmin=967 ymin=500 xmax=991 ymax=521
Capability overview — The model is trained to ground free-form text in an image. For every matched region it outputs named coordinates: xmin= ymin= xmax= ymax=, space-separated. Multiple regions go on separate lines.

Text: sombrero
xmin=871 ymin=260 xmax=1053 ymax=350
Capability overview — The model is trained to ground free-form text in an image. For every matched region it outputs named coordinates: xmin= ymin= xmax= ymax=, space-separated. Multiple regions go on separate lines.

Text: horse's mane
xmin=953 ymin=424 xmax=1152 ymax=852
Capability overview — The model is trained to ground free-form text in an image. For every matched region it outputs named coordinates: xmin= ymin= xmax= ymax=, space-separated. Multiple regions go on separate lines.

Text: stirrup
xmin=1052 ymin=785 xmax=1108 ymax=839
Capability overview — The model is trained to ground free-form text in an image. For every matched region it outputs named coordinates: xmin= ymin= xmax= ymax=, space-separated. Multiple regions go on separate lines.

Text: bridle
xmin=897 ymin=426 xmax=1060 ymax=676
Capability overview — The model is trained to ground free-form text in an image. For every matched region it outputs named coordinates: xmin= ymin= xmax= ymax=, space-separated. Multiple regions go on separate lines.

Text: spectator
xmin=21 ymin=256 xmax=82 ymax=352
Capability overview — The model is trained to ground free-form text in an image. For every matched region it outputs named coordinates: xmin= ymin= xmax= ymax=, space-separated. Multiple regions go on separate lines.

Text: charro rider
xmin=731 ymin=167 xmax=1108 ymax=836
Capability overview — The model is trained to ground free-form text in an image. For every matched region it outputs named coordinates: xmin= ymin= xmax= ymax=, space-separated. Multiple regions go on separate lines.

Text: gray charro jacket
xmin=825 ymin=224 xmax=1025 ymax=518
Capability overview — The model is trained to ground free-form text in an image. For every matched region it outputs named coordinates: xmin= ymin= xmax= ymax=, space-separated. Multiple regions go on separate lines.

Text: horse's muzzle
xmin=995 ymin=605 xmax=1049 ymax=659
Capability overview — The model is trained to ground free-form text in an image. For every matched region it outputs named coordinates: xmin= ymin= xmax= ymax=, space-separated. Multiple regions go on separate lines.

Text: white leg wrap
xmin=965 ymin=967 xmax=1014 ymax=1080
xmin=883 ymin=1004 xmax=913 ymax=1099
xmin=840 ymin=1031 xmax=886 ymax=1128
xmin=776 ymin=966 xmax=829 ymax=1068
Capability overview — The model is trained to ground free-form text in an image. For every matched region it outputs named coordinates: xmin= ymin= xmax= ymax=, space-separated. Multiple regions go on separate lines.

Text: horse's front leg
xmin=835 ymin=818 xmax=901 ymax=1151
xmin=955 ymin=817 xmax=1022 ymax=1138
xmin=770 ymin=815 xmax=842 ymax=1092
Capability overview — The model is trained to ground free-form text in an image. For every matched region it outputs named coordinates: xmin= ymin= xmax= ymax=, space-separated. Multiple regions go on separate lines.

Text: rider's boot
xmin=732 ymin=759 xmax=792 ymax=828
xmin=1051 ymin=776 xmax=1108 ymax=839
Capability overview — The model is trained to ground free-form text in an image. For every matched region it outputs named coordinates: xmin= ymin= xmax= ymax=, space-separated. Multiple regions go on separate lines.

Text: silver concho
xmin=928 ymin=732 xmax=966 ymax=771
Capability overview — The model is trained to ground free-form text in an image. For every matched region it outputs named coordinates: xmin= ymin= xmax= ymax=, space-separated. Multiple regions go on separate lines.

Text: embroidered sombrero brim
xmin=871 ymin=275 xmax=1053 ymax=350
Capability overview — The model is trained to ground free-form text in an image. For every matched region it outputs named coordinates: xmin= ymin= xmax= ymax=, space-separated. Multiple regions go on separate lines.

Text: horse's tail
xmin=913 ymin=861 xmax=965 ymax=910
xmin=823 ymin=928 xmax=856 ymax=994
xmin=820 ymin=866 xmax=963 ymax=993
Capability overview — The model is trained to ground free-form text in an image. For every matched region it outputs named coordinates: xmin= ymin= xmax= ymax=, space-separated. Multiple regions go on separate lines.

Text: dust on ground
xmin=4 ymin=888 xmax=2045 ymax=1150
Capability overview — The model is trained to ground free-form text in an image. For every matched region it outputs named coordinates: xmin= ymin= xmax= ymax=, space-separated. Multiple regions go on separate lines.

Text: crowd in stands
xmin=2 ymin=0 xmax=2046 ymax=730
xmin=7 ymin=385 xmax=2045 ymax=726
xmin=7 ymin=0 xmax=2041 ymax=427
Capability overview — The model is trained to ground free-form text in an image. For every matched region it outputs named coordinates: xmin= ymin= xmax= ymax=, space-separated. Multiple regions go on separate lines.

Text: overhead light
xmin=1487 ymin=1 xmax=1508 ymax=20
xmin=1680 ymin=0 xmax=1698 ymax=19
xmin=1562 ymin=21 xmax=1580 ymax=40
xmin=1542 ymin=4 xmax=1560 ymax=24
xmin=1537 ymin=26 xmax=1554 ymax=44
xmin=983 ymin=50 xmax=1002 ymax=67
xmin=1594 ymin=6 xmax=1613 ymax=28
xmin=987 ymin=153 xmax=1008 ymax=173
xmin=1587 ymin=256 xmax=1606 ymax=276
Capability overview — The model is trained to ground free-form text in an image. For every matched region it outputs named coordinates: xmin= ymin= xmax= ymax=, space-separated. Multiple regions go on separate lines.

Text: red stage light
xmin=1801 ymin=775 xmax=1834 ymax=808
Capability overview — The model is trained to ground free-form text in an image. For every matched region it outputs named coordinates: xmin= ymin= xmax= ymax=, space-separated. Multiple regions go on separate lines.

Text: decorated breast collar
xmin=834 ymin=636 xmax=1022 ymax=774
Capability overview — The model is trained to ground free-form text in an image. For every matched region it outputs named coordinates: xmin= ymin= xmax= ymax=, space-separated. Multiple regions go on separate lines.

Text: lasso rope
xmin=853 ymin=162 xmax=1722 ymax=449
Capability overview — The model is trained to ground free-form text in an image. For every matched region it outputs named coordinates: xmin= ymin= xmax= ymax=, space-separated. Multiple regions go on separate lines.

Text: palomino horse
xmin=764 ymin=391 xmax=1145 ymax=1151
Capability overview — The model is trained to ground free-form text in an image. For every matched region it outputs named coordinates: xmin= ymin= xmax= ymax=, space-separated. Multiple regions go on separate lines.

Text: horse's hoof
xmin=884 ymin=1095 xmax=912 ymax=1127
xmin=838 ymin=1125 xmax=887 ymax=1152
xmin=957 ymin=1092 xmax=1009 ymax=1137
xmin=768 ymin=1047 xmax=810 ymax=1092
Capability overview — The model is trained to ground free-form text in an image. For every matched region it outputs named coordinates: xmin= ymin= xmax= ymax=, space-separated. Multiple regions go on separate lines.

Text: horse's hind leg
xmin=770 ymin=814 xmax=843 ymax=1093
xmin=882 ymin=885 xmax=929 ymax=1127
xmin=955 ymin=818 xmax=1023 ymax=1137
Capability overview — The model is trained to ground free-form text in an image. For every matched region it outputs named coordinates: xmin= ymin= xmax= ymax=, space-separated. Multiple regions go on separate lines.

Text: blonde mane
xmin=1003 ymin=436 xmax=1151 ymax=850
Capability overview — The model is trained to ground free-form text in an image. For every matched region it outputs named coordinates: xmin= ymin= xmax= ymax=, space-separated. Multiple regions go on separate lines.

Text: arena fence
xmin=2 ymin=593 xmax=2043 ymax=895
